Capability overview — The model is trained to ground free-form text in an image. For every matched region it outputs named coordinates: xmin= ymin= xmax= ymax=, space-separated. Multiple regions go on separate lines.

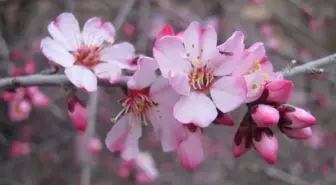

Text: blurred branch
xmin=0 ymin=74 xmax=130 ymax=91
xmin=283 ymin=53 xmax=336 ymax=77
xmin=113 ymin=0 xmax=137 ymax=31
xmin=80 ymin=91 xmax=99 ymax=185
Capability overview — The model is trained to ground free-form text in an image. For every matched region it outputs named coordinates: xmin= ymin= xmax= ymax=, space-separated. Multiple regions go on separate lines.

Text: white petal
xmin=65 ymin=65 xmax=98 ymax=92
xmin=184 ymin=22 xmax=201 ymax=66
xmin=100 ymin=42 xmax=135 ymax=68
xmin=94 ymin=62 xmax=122 ymax=84
xmin=82 ymin=17 xmax=116 ymax=46
xmin=150 ymin=77 xmax=181 ymax=108
xmin=173 ymin=92 xmax=217 ymax=127
xmin=127 ymin=57 xmax=158 ymax=89
xmin=121 ymin=116 xmax=142 ymax=160
xmin=200 ymin=25 xmax=217 ymax=62
xmin=40 ymin=37 xmax=75 ymax=67
xmin=105 ymin=115 xmax=129 ymax=152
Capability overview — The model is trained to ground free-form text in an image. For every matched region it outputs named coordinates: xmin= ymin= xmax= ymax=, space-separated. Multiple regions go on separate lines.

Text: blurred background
xmin=0 ymin=0 xmax=335 ymax=184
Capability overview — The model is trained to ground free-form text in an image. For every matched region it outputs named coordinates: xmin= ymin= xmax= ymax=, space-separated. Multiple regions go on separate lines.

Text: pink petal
xmin=121 ymin=116 xmax=142 ymax=160
xmin=68 ymin=101 xmax=88 ymax=132
xmin=82 ymin=17 xmax=116 ymax=46
xmin=150 ymin=77 xmax=181 ymax=107
xmin=64 ymin=65 xmax=97 ymax=92
xmin=232 ymin=42 xmax=265 ymax=75
xmin=48 ymin=13 xmax=81 ymax=51
xmin=251 ymin=104 xmax=279 ymax=128
xmin=94 ymin=62 xmax=122 ymax=84
xmin=154 ymin=25 xmax=175 ymax=44
xmin=105 ymin=115 xmax=129 ymax=152
xmin=30 ymin=91 xmax=49 ymax=107
xmin=208 ymin=31 xmax=245 ymax=76
xmin=283 ymin=127 xmax=313 ymax=140
xmin=168 ymin=72 xmax=191 ymax=96
xmin=284 ymin=107 xmax=316 ymax=129
xmin=100 ymin=42 xmax=135 ymax=68
xmin=244 ymin=73 xmax=266 ymax=103
xmin=177 ymin=132 xmax=204 ymax=169
xmin=127 ymin=57 xmax=158 ymax=89
xmin=153 ymin=36 xmax=191 ymax=77
xmin=210 ymin=76 xmax=247 ymax=113
xmin=200 ymin=25 xmax=217 ymax=62
xmin=184 ymin=22 xmax=201 ymax=66
xmin=40 ymin=37 xmax=75 ymax=67
xmin=253 ymin=131 xmax=278 ymax=164
xmin=173 ymin=92 xmax=217 ymax=127
xmin=134 ymin=152 xmax=159 ymax=180
xmin=265 ymin=80 xmax=294 ymax=104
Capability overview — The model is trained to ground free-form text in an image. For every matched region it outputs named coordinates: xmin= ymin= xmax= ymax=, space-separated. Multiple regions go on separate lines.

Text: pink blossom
xmin=40 ymin=13 xmax=135 ymax=92
xmin=251 ymin=104 xmax=279 ymax=127
xmin=105 ymin=57 xmax=181 ymax=160
xmin=67 ymin=95 xmax=88 ymax=132
xmin=232 ymin=43 xmax=283 ymax=103
xmin=153 ymin=22 xmax=247 ymax=127
xmin=176 ymin=126 xmax=205 ymax=169
xmin=24 ymin=61 xmax=36 ymax=75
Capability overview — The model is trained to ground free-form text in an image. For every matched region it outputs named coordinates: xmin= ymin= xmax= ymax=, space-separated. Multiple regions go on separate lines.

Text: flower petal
xmin=93 ymin=62 xmax=122 ymax=84
xmin=121 ymin=116 xmax=142 ymax=160
xmin=173 ymin=92 xmax=217 ymax=127
xmin=65 ymin=65 xmax=98 ymax=92
xmin=40 ymin=37 xmax=75 ymax=67
xmin=82 ymin=17 xmax=116 ymax=46
xmin=105 ymin=115 xmax=129 ymax=152
xmin=210 ymin=76 xmax=247 ymax=113
xmin=200 ymin=25 xmax=217 ymax=62
xmin=49 ymin=13 xmax=81 ymax=51
xmin=208 ymin=31 xmax=245 ymax=76
xmin=184 ymin=22 xmax=201 ymax=66
xmin=153 ymin=36 xmax=191 ymax=77
xmin=100 ymin=42 xmax=135 ymax=68
xmin=150 ymin=77 xmax=181 ymax=107
xmin=244 ymin=73 xmax=266 ymax=103
xmin=168 ymin=72 xmax=191 ymax=96
xmin=177 ymin=131 xmax=204 ymax=169
xmin=127 ymin=57 xmax=158 ymax=89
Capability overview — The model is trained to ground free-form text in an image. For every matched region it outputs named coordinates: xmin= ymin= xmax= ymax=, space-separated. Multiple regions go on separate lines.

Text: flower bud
xmin=283 ymin=106 xmax=316 ymax=129
xmin=176 ymin=132 xmax=204 ymax=169
xmin=265 ymin=80 xmax=294 ymax=104
xmin=253 ymin=129 xmax=278 ymax=164
xmin=215 ymin=112 xmax=235 ymax=126
xmin=251 ymin=104 xmax=279 ymax=127
xmin=67 ymin=95 xmax=88 ymax=132
xmin=283 ymin=127 xmax=313 ymax=140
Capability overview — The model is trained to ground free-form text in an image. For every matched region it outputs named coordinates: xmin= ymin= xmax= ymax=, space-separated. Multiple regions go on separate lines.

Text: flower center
xmin=75 ymin=46 xmax=101 ymax=68
xmin=111 ymin=88 xmax=158 ymax=126
xmin=188 ymin=66 xmax=215 ymax=91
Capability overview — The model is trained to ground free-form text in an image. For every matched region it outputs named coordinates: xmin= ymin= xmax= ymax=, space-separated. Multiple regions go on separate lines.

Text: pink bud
xmin=283 ymin=127 xmax=312 ymax=140
xmin=232 ymin=136 xmax=249 ymax=158
xmin=89 ymin=138 xmax=102 ymax=153
xmin=27 ymin=87 xmax=49 ymax=106
xmin=9 ymin=100 xmax=32 ymax=122
xmin=24 ymin=61 xmax=35 ymax=74
xmin=10 ymin=50 xmax=22 ymax=60
xmin=19 ymin=100 xmax=31 ymax=113
xmin=252 ymin=104 xmax=279 ymax=127
xmin=10 ymin=141 xmax=30 ymax=158
xmin=122 ymin=23 xmax=136 ymax=37
xmin=259 ymin=24 xmax=273 ymax=36
xmin=253 ymin=130 xmax=278 ymax=164
xmin=156 ymin=25 xmax=174 ymax=39
xmin=67 ymin=96 xmax=88 ymax=132
xmin=135 ymin=173 xmax=153 ymax=184
xmin=265 ymin=80 xmax=294 ymax=104
xmin=2 ymin=92 xmax=15 ymax=102
xmin=118 ymin=167 xmax=130 ymax=178
xmin=284 ymin=107 xmax=316 ymax=129
xmin=11 ymin=67 xmax=21 ymax=77
xmin=215 ymin=113 xmax=235 ymax=126
xmin=176 ymin=132 xmax=204 ymax=169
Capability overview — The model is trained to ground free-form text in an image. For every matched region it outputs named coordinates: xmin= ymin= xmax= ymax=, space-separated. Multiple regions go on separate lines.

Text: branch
xmin=113 ymin=0 xmax=137 ymax=31
xmin=80 ymin=91 xmax=99 ymax=185
xmin=0 ymin=74 xmax=130 ymax=91
xmin=283 ymin=53 xmax=336 ymax=77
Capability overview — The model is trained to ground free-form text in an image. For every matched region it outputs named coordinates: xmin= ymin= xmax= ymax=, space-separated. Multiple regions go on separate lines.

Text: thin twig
xmin=0 ymin=74 xmax=130 ymax=91
xmin=283 ymin=53 xmax=336 ymax=77
xmin=80 ymin=91 xmax=99 ymax=185
xmin=113 ymin=0 xmax=137 ymax=31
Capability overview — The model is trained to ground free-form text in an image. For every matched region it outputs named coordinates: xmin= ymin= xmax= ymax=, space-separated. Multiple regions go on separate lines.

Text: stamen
xmin=252 ymin=84 xmax=258 ymax=89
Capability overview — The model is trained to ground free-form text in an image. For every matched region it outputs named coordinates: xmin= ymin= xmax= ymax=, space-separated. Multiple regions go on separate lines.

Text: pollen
xmin=192 ymin=44 xmax=195 ymax=48
xmin=201 ymin=48 xmax=204 ymax=52
xmin=252 ymin=84 xmax=258 ymax=89
xmin=186 ymin=53 xmax=190 ymax=57
xmin=111 ymin=117 xmax=117 ymax=123
xmin=256 ymin=63 xmax=261 ymax=70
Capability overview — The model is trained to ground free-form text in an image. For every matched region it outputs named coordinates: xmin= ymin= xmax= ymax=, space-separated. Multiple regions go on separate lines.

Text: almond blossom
xmin=105 ymin=57 xmax=181 ymax=160
xmin=153 ymin=22 xmax=247 ymax=128
xmin=40 ymin=13 xmax=135 ymax=92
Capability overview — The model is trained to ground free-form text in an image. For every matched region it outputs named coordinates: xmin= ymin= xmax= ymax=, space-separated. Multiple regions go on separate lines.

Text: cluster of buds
xmin=233 ymin=79 xmax=316 ymax=164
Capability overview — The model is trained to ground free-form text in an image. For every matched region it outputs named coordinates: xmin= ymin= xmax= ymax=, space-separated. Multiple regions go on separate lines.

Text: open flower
xmin=153 ymin=22 xmax=247 ymax=127
xmin=41 ymin=13 xmax=135 ymax=92
xmin=105 ymin=57 xmax=181 ymax=160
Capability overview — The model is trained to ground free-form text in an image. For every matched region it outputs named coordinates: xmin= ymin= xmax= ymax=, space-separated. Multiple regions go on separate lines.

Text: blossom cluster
xmin=40 ymin=13 xmax=316 ymax=170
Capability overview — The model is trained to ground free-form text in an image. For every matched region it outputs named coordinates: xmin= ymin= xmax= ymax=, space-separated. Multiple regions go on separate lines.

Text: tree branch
xmin=113 ymin=0 xmax=137 ymax=31
xmin=80 ymin=91 xmax=99 ymax=185
xmin=283 ymin=53 xmax=336 ymax=77
xmin=0 ymin=74 xmax=130 ymax=91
